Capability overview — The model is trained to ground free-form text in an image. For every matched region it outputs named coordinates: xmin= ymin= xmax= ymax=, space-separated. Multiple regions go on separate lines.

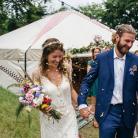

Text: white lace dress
xmin=40 ymin=75 xmax=78 ymax=138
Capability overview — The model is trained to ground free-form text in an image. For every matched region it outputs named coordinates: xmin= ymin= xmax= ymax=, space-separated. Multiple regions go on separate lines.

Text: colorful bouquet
xmin=0 ymin=65 xmax=62 ymax=122
xmin=18 ymin=79 xmax=62 ymax=121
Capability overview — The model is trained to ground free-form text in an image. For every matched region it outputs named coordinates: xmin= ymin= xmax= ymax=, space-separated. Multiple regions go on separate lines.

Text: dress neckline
xmin=42 ymin=74 xmax=64 ymax=88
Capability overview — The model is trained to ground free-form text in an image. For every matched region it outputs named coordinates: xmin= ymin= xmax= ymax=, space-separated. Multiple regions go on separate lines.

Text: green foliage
xmin=79 ymin=1 xmax=138 ymax=38
xmin=0 ymin=87 xmax=40 ymax=138
xmin=79 ymin=3 xmax=105 ymax=21
xmin=7 ymin=83 xmax=20 ymax=89
xmin=70 ymin=41 xmax=113 ymax=54
xmin=28 ymin=113 xmax=32 ymax=128
xmin=102 ymin=0 xmax=138 ymax=36
xmin=16 ymin=103 xmax=25 ymax=118
xmin=0 ymin=0 xmax=47 ymax=35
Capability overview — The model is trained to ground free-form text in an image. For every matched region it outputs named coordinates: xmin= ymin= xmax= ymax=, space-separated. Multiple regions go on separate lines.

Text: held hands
xmin=90 ymin=104 xmax=96 ymax=115
xmin=79 ymin=105 xmax=94 ymax=119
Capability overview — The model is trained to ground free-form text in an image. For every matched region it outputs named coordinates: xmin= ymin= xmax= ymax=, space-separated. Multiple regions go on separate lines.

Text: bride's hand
xmin=45 ymin=106 xmax=53 ymax=112
xmin=40 ymin=106 xmax=53 ymax=114
xmin=79 ymin=107 xmax=91 ymax=118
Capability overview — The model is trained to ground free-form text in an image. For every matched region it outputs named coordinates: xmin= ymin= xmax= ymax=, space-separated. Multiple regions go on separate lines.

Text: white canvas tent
xmin=0 ymin=10 xmax=138 ymax=93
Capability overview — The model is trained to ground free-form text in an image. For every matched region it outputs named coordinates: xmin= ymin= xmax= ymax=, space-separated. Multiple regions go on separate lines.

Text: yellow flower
xmin=41 ymin=104 xmax=49 ymax=109
xmin=34 ymin=81 xmax=40 ymax=85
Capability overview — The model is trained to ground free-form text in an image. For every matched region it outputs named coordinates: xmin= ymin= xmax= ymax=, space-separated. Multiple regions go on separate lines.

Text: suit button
xmin=123 ymin=109 xmax=125 ymax=113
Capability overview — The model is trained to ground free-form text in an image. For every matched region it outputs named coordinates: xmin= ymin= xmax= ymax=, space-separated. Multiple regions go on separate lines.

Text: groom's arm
xmin=136 ymin=65 xmax=138 ymax=93
xmin=135 ymin=57 xmax=138 ymax=93
xmin=78 ymin=58 xmax=99 ymax=118
xmin=78 ymin=57 xmax=99 ymax=108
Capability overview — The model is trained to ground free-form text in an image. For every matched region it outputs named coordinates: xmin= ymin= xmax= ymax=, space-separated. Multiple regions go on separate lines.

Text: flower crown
xmin=43 ymin=41 xmax=63 ymax=49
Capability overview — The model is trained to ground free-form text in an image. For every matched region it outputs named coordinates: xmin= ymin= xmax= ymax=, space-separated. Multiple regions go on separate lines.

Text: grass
xmin=0 ymin=87 xmax=40 ymax=138
xmin=80 ymin=123 xmax=99 ymax=138
xmin=79 ymin=97 xmax=99 ymax=138
xmin=0 ymin=87 xmax=99 ymax=138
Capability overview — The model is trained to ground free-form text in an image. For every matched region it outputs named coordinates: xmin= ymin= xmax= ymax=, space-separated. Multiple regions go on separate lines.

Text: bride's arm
xmin=31 ymin=68 xmax=41 ymax=82
xmin=64 ymin=62 xmax=78 ymax=107
xmin=71 ymin=88 xmax=78 ymax=107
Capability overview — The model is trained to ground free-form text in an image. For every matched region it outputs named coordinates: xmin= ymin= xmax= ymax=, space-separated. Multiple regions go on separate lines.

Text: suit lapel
xmin=123 ymin=52 xmax=132 ymax=85
xmin=107 ymin=49 xmax=114 ymax=80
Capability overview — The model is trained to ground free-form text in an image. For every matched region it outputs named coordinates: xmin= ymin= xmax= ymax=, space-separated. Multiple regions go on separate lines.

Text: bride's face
xmin=47 ymin=50 xmax=64 ymax=69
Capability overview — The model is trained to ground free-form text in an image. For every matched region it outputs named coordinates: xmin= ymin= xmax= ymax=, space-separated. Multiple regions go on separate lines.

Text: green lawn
xmin=80 ymin=122 xmax=99 ymax=138
xmin=0 ymin=87 xmax=98 ymax=138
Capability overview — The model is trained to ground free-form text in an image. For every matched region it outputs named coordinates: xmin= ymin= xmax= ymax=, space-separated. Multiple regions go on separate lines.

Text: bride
xmin=32 ymin=38 xmax=79 ymax=138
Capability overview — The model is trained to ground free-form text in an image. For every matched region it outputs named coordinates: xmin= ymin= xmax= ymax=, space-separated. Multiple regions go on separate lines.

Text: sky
xmin=47 ymin=0 xmax=104 ymax=12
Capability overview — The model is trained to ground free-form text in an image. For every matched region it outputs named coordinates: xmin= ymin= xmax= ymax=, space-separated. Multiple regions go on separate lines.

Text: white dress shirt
xmin=111 ymin=49 xmax=126 ymax=104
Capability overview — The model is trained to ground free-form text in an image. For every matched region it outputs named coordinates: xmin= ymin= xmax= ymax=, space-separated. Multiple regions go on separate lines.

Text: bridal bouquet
xmin=18 ymin=80 xmax=62 ymax=120
xmin=0 ymin=65 xmax=62 ymax=122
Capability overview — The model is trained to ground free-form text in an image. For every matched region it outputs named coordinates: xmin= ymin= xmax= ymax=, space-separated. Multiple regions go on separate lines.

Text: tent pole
xmin=24 ymin=51 xmax=27 ymax=74
xmin=57 ymin=0 xmax=96 ymax=19
xmin=57 ymin=0 xmax=81 ymax=12
xmin=24 ymin=45 xmax=32 ymax=77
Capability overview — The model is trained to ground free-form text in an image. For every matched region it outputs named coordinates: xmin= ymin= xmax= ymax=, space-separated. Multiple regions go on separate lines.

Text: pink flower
xmin=31 ymin=102 xmax=37 ymax=107
xmin=25 ymin=92 xmax=34 ymax=103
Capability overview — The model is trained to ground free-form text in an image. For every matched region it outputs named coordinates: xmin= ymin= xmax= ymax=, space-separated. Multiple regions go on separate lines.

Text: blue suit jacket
xmin=78 ymin=49 xmax=138 ymax=128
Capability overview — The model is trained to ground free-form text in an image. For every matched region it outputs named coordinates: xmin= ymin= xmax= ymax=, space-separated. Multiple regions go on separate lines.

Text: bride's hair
xmin=42 ymin=38 xmax=60 ymax=48
xmin=40 ymin=38 xmax=66 ymax=75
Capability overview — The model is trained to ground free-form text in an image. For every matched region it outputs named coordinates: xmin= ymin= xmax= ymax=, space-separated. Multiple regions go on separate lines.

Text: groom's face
xmin=116 ymin=33 xmax=135 ymax=55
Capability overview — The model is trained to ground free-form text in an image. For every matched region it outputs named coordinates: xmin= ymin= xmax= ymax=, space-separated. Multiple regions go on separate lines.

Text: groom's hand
xmin=79 ymin=107 xmax=91 ymax=118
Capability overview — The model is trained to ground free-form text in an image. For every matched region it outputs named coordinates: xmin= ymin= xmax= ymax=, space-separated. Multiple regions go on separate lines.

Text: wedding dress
xmin=40 ymin=75 xmax=78 ymax=138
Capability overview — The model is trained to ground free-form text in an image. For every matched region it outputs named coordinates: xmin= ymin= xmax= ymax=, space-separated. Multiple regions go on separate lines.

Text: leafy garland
xmin=69 ymin=40 xmax=114 ymax=55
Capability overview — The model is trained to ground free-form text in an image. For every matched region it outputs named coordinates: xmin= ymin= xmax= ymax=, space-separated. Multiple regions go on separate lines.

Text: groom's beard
xmin=116 ymin=40 xmax=130 ymax=56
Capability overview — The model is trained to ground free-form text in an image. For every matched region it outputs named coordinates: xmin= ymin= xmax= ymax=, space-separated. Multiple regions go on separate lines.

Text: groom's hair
xmin=112 ymin=24 xmax=136 ymax=44
xmin=115 ymin=24 xmax=136 ymax=36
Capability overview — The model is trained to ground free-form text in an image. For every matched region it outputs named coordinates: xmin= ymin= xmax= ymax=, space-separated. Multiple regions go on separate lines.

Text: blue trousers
xmin=99 ymin=104 xmax=134 ymax=138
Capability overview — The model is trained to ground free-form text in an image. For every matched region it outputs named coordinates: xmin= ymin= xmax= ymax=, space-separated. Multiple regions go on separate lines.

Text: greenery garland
xmin=69 ymin=40 xmax=114 ymax=55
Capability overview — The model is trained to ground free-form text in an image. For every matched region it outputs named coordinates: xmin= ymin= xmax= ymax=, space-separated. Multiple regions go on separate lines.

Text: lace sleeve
xmin=32 ymin=68 xmax=41 ymax=83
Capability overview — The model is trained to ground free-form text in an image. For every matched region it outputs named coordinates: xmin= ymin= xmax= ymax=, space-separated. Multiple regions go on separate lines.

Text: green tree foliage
xmin=70 ymin=40 xmax=113 ymax=54
xmin=0 ymin=0 xmax=47 ymax=35
xmin=79 ymin=0 xmax=138 ymax=33
xmin=0 ymin=0 xmax=8 ymax=34
xmin=79 ymin=3 xmax=105 ymax=21
xmin=102 ymin=0 xmax=138 ymax=30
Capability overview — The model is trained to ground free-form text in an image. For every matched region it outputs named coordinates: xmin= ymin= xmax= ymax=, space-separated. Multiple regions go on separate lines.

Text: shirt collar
xmin=114 ymin=48 xmax=126 ymax=60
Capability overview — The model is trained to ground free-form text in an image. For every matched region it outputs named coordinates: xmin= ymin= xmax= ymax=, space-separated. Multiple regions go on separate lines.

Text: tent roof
xmin=0 ymin=10 xmax=137 ymax=60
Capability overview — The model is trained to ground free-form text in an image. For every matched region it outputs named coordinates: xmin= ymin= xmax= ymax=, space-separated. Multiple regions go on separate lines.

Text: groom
xmin=78 ymin=24 xmax=138 ymax=138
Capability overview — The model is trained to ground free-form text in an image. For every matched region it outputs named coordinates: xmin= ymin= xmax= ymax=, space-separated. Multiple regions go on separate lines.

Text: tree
xmin=79 ymin=3 xmax=105 ymax=21
xmin=0 ymin=0 xmax=48 ymax=35
xmin=79 ymin=1 xmax=138 ymax=37
xmin=0 ymin=0 xmax=8 ymax=34
xmin=102 ymin=0 xmax=138 ymax=31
